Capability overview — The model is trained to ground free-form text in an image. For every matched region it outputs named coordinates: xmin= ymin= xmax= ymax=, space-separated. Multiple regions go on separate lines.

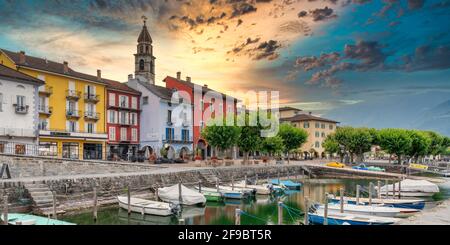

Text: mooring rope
xmin=239 ymin=210 xmax=269 ymax=223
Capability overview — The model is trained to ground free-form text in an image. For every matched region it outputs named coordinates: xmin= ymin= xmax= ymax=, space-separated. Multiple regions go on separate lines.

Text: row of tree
xmin=323 ymin=127 xmax=450 ymax=165
xmin=201 ymin=113 xmax=308 ymax=163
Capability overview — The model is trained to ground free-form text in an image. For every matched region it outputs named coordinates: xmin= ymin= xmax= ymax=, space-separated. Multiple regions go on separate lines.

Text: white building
xmin=127 ymin=76 xmax=193 ymax=160
xmin=0 ymin=64 xmax=44 ymax=155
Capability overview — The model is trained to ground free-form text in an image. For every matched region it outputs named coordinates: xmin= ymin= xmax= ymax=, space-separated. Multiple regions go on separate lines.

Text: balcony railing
xmin=39 ymin=85 xmax=53 ymax=96
xmin=38 ymin=105 xmax=53 ymax=115
xmin=84 ymin=93 xmax=100 ymax=103
xmin=84 ymin=111 xmax=100 ymax=121
xmin=66 ymin=110 xmax=81 ymax=119
xmin=162 ymin=134 xmax=193 ymax=143
xmin=13 ymin=104 xmax=29 ymax=114
xmin=66 ymin=90 xmax=81 ymax=100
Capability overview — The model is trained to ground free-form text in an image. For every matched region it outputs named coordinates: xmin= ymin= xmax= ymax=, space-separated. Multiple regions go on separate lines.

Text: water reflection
xmin=62 ymin=178 xmax=450 ymax=225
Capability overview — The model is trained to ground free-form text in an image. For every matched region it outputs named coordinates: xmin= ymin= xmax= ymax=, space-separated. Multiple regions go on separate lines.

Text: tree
xmin=237 ymin=125 xmax=262 ymax=163
xmin=377 ymin=129 xmax=412 ymax=165
xmin=406 ymin=130 xmax=431 ymax=163
xmin=201 ymin=117 xmax=240 ymax=160
xmin=261 ymin=136 xmax=284 ymax=158
xmin=323 ymin=134 xmax=340 ymax=159
xmin=347 ymin=128 xmax=374 ymax=163
xmin=333 ymin=127 xmax=353 ymax=163
xmin=277 ymin=123 xmax=308 ymax=163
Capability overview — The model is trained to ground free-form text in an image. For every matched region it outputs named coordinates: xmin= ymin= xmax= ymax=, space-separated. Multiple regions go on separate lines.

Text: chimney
xmin=63 ymin=61 xmax=69 ymax=73
xmin=97 ymin=69 xmax=101 ymax=80
xmin=176 ymin=71 xmax=181 ymax=80
xmin=19 ymin=51 xmax=26 ymax=64
xmin=128 ymin=74 xmax=133 ymax=80
xmin=186 ymin=76 xmax=191 ymax=83
xmin=204 ymin=84 xmax=208 ymax=88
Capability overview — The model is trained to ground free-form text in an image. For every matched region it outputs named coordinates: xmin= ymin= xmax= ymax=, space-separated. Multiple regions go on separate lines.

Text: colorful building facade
xmin=0 ymin=49 xmax=108 ymax=160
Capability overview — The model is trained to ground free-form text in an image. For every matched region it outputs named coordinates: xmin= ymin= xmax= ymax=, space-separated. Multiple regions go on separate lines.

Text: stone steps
xmin=23 ymin=182 xmax=60 ymax=215
xmin=199 ymin=170 xmax=219 ymax=185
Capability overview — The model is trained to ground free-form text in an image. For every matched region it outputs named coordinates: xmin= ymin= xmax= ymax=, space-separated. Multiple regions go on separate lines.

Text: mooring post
xmin=216 ymin=178 xmax=220 ymax=193
xmin=304 ymin=197 xmax=309 ymax=225
xmin=339 ymin=188 xmax=344 ymax=213
xmin=323 ymin=193 xmax=329 ymax=225
xmin=178 ymin=181 xmax=183 ymax=205
xmin=231 ymin=175 xmax=235 ymax=190
xmin=93 ymin=186 xmax=98 ymax=222
xmin=198 ymin=181 xmax=202 ymax=193
xmin=278 ymin=201 xmax=283 ymax=225
xmin=179 ymin=218 xmax=185 ymax=225
xmin=368 ymin=182 xmax=373 ymax=206
xmin=235 ymin=208 xmax=241 ymax=225
xmin=377 ymin=181 xmax=381 ymax=199
xmin=255 ymin=173 xmax=258 ymax=184
xmin=52 ymin=191 xmax=57 ymax=220
xmin=277 ymin=171 xmax=280 ymax=184
xmin=356 ymin=185 xmax=360 ymax=205
xmin=127 ymin=185 xmax=131 ymax=216
xmin=3 ymin=194 xmax=8 ymax=225
xmin=398 ymin=178 xmax=402 ymax=199
xmin=393 ymin=181 xmax=396 ymax=199
xmin=244 ymin=175 xmax=247 ymax=188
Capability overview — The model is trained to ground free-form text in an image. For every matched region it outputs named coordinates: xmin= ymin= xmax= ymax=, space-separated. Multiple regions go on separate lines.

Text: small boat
xmin=318 ymin=203 xmax=419 ymax=218
xmin=1 ymin=213 xmax=75 ymax=225
xmin=308 ymin=209 xmax=400 ymax=225
xmin=329 ymin=196 xmax=425 ymax=210
xmin=271 ymin=179 xmax=302 ymax=190
xmin=227 ymin=182 xmax=272 ymax=195
xmin=352 ymin=164 xmax=385 ymax=172
xmin=220 ymin=185 xmax=256 ymax=196
xmin=196 ymin=189 xmax=224 ymax=202
xmin=195 ymin=186 xmax=248 ymax=199
xmin=117 ymin=196 xmax=177 ymax=216
xmin=158 ymin=184 xmax=207 ymax=206
xmin=378 ymin=179 xmax=439 ymax=197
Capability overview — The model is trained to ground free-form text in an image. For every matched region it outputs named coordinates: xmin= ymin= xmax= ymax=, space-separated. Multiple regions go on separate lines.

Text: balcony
xmin=39 ymin=85 xmax=53 ymax=96
xmin=84 ymin=111 xmax=100 ymax=121
xmin=162 ymin=134 xmax=193 ymax=144
xmin=84 ymin=93 xmax=100 ymax=103
xmin=118 ymin=120 xmax=131 ymax=126
xmin=66 ymin=90 xmax=81 ymax=101
xmin=13 ymin=104 xmax=29 ymax=114
xmin=66 ymin=110 xmax=81 ymax=119
xmin=38 ymin=105 xmax=53 ymax=116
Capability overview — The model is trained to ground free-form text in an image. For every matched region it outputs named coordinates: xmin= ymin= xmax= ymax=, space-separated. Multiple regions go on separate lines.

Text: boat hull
xmin=270 ymin=180 xmax=302 ymax=190
xmin=329 ymin=198 xmax=425 ymax=210
xmin=322 ymin=204 xmax=418 ymax=218
xmin=308 ymin=213 xmax=397 ymax=225
xmin=117 ymin=197 xmax=174 ymax=216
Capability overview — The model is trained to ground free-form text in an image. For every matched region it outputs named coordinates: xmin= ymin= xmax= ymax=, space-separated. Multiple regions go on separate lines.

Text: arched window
xmin=146 ymin=46 xmax=149 ymax=53
xmin=139 ymin=59 xmax=145 ymax=71
xmin=17 ymin=85 xmax=25 ymax=89
xmin=315 ymin=141 xmax=320 ymax=148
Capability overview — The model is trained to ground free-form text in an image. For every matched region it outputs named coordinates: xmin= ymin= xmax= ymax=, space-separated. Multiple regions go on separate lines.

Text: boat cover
xmin=379 ymin=179 xmax=439 ymax=193
xmin=158 ymin=184 xmax=206 ymax=205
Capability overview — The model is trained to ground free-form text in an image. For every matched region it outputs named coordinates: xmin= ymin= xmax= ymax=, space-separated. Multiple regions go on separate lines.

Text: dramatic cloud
xmin=253 ymin=40 xmax=282 ymax=60
xmin=407 ymin=0 xmax=425 ymax=10
xmin=343 ymin=41 xmax=386 ymax=69
xmin=403 ymin=45 xmax=450 ymax=71
xmin=310 ymin=7 xmax=337 ymax=21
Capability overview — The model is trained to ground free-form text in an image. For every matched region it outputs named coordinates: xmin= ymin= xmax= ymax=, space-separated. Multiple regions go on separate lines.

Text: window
xmin=108 ymin=110 xmax=116 ymax=123
xmin=86 ymin=103 xmax=95 ymax=114
xmin=119 ymin=95 xmax=129 ymax=108
xmin=315 ymin=141 xmax=320 ymax=148
xmin=68 ymin=121 xmax=76 ymax=132
xmin=131 ymin=128 xmax=138 ymax=142
xmin=165 ymin=128 xmax=174 ymax=140
xmin=182 ymin=129 xmax=190 ymax=141
xmin=321 ymin=123 xmax=325 ymax=129
xmin=109 ymin=127 xmax=116 ymax=141
xmin=62 ymin=143 xmax=79 ymax=159
xmin=38 ymin=119 xmax=48 ymax=130
xmin=315 ymin=122 xmax=320 ymax=128
xmin=329 ymin=124 xmax=334 ymax=130
xmin=131 ymin=97 xmax=138 ymax=109
xmin=15 ymin=144 xmax=26 ymax=155
xmin=87 ymin=123 xmax=94 ymax=133
xmin=68 ymin=101 xmax=76 ymax=113
xmin=16 ymin=95 xmax=26 ymax=107
xmin=120 ymin=127 xmax=128 ymax=141
xmin=0 ymin=93 xmax=3 ymax=112
xmin=315 ymin=131 xmax=320 ymax=137
xmin=140 ymin=46 xmax=143 ymax=53
xmin=109 ymin=93 xmax=116 ymax=106
xmin=86 ymin=85 xmax=95 ymax=96
xmin=0 ymin=143 xmax=4 ymax=153
xmin=139 ymin=59 xmax=145 ymax=71
xmin=303 ymin=122 xmax=309 ymax=128
xmin=130 ymin=113 xmax=137 ymax=126
xmin=321 ymin=132 xmax=326 ymax=138
xmin=143 ymin=96 xmax=149 ymax=105
xmin=146 ymin=46 xmax=149 ymax=53
xmin=167 ymin=110 xmax=172 ymax=123
xmin=119 ymin=111 xmax=129 ymax=124
xmin=39 ymin=142 xmax=57 ymax=157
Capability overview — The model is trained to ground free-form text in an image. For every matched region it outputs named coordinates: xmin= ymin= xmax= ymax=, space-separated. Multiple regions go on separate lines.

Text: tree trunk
xmin=389 ymin=154 xmax=392 ymax=164
xmin=339 ymin=154 xmax=344 ymax=163
xmin=350 ymin=153 xmax=354 ymax=164
xmin=287 ymin=151 xmax=290 ymax=164
xmin=244 ymin=151 xmax=249 ymax=163
xmin=398 ymin=154 xmax=402 ymax=166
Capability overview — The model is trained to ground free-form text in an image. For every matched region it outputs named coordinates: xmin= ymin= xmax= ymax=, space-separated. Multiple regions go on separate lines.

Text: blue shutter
xmin=165 ymin=128 xmax=169 ymax=141
xmin=181 ymin=129 xmax=185 ymax=141
xmin=171 ymin=128 xmax=175 ymax=140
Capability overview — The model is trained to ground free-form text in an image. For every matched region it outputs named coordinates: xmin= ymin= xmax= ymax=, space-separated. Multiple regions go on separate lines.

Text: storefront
xmin=83 ymin=143 xmax=103 ymax=160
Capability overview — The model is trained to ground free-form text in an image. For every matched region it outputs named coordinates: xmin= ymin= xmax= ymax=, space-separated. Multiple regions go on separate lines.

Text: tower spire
xmin=142 ymin=15 xmax=147 ymax=26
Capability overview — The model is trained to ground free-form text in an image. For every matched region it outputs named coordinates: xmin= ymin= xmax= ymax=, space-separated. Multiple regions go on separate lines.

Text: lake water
xmin=62 ymin=178 xmax=450 ymax=225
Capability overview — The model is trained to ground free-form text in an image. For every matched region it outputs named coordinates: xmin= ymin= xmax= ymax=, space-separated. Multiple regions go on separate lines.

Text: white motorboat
xmin=328 ymin=195 xmax=426 ymax=209
xmin=158 ymin=184 xmax=206 ymax=206
xmin=220 ymin=185 xmax=256 ymax=195
xmin=117 ymin=196 xmax=176 ymax=216
xmin=228 ymin=182 xmax=272 ymax=195
xmin=194 ymin=186 xmax=247 ymax=199
xmin=309 ymin=209 xmax=400 ymax=225
xmin=319 ymin=203 xmax=419 ymax=218
xmin=378 ymin=179 xmax=439 ymax=197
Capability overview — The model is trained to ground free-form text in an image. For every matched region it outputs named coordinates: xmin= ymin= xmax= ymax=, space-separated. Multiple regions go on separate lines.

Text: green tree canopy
xmin=323 ymin=134 xmax=340 ymax=155
xmin=406 ymin=130 xmax=431 ymax=162
xmin=236 ymin=112 xmax=263 ymax=162
xmin=277 ymin=123 xmax=308 ymax=163
xmin=201 ymin=116 xmax=240 ymax=158
xmin=377 ymin=128 xmax=412 ymax=165
xmin=261 ymin=136 xmax=285 ymax=157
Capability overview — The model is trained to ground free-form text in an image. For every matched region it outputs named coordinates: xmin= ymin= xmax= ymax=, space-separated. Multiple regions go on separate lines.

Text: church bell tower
xmin=134 ymin=16 xmax=155 ymax=84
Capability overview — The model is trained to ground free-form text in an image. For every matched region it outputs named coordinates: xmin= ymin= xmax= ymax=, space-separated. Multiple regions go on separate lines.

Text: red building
xmin=105 ymin=79 xmax=141 ymax=161
xmin=164 ymin=72 xmax=238 ymax=159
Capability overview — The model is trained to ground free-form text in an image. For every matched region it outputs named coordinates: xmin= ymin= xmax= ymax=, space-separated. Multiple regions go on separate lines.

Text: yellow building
xmin=279 ymin=107 xmax=339 ymax=159
xmin=0 ymin=49 xmax=108 ymax=160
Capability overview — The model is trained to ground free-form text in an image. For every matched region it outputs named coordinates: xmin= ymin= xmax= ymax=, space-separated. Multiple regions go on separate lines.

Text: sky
xmin=0 ymin=0 xmax=449 ymax=134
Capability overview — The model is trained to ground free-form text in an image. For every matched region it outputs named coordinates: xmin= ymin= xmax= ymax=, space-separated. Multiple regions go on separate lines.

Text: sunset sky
xmin=0 ymin=0 xmax=449 ymax=134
